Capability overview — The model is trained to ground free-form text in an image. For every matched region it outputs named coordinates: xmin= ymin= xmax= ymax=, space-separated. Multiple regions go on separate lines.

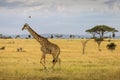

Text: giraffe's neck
xmin=26 ymin=26 xmax=48 ymax=45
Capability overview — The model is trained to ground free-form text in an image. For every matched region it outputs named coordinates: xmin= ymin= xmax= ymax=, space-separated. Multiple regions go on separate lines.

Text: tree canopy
xmin=86 ymin=25 xmax=118 ymax=38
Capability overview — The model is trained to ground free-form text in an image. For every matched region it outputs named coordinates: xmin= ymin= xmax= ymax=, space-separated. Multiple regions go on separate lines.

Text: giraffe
xmin=22 ymin=23 xmax=61 ymax=70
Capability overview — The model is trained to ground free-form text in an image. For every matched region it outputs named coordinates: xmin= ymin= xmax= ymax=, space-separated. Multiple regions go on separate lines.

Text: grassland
xmin=0 ymin=39 xmax=120 ymax=80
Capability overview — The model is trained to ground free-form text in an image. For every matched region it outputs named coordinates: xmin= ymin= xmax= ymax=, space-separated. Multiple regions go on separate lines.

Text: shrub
xmin=106 ymin=42 xmax=116 ymax=51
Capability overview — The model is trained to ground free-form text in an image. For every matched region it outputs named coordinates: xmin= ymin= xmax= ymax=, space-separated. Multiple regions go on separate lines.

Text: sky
xmin=0 ymin=0 xmax=120 ymax=36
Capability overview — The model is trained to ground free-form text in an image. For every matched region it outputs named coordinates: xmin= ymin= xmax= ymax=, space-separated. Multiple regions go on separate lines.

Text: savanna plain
xmin=0 ymin=39 xmax=120 ymax=80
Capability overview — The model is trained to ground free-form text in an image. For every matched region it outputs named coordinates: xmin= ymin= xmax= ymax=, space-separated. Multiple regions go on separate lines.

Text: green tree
xmin=86 ymin=25 xmax=118 ymax=38
xmin=55 ymin=34 xmax=63 ymax=38
xmin=70 ymin=35 xmax=75 ymax=39
xmin=106 ymin=42 xmax=116 ymax=52
xmin=15 ymin=35 xmax=20 ymax=39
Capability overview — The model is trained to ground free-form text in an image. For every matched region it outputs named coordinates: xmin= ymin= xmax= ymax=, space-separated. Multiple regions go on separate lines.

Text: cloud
xmin=0 ymin=0 xmax=25 ymax=9
xmin=104 ymin=0 xmax=119 ymax=7
xmin=0 ymin=0 xmax=120 ymax=12
xmin=0 ymin=0 xmax=120 ymax=15
xmin=0 ymin=0 xmax=44 ymax=9
xmin=104 ymin=0 xmax=120 ymax=12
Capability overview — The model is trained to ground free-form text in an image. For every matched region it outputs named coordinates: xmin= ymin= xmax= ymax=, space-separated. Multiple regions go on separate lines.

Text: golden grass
xmin=0 ymin=39 xmax=120 ymax=80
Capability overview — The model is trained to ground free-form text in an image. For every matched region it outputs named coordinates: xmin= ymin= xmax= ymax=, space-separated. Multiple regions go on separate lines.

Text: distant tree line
xmin=48 ymin=34 xmax=80 ymax=39
xmin=0 ymin=34 xmax=80 ymax=39
xmin=0 ymin=34 xmax=12 ymax=39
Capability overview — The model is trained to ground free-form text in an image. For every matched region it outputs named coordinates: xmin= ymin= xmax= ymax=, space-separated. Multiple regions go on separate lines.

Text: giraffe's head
xmin=22 ymin=23 xmax=29 ymax=31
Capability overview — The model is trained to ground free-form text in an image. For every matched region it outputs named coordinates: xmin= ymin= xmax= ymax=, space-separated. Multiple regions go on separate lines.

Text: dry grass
xmin=0 ymin=39 xmax=120 ymax=80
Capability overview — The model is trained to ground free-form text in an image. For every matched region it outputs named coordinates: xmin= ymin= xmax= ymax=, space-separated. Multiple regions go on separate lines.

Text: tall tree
xmin=86 ymin=25 xmax=118 ymax=38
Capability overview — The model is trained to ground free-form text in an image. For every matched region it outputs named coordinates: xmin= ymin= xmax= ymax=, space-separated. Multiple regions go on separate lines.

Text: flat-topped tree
xmin=86 ymin=25 xmax=118 ymax=38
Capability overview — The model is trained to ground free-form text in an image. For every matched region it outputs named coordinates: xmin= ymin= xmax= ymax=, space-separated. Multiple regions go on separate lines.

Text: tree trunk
xmin=81 ymin=39 xmax=90 ymax=54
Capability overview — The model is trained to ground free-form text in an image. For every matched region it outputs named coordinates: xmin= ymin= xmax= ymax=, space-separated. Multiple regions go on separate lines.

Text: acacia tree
xmin=86 ymin=25 xmax=118 ymax=38
xmin=55 ymin=34 xmax=63 ymax=38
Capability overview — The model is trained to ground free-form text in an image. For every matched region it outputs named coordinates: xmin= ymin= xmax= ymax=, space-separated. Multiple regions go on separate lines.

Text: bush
xmin=106 ymin=42 xmax=116 ymax=51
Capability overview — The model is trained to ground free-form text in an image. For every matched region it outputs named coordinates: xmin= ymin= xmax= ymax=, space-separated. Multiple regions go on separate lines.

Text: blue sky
xmin=0 ymin=0 xmax=120 ymax=36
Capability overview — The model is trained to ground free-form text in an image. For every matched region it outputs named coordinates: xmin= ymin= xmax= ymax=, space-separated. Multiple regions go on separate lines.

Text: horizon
xmin=1 ymin=33 xmax=120 ymax=39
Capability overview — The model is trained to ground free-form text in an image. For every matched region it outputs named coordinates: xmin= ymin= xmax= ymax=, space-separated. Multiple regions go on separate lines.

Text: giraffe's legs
xmin=51 ymin=56 xmax=61 ymax=69
xmin=40 ymin=53 xmax=47 ymax=70
xmin=51 ymin=61 xmax=57 ymax=69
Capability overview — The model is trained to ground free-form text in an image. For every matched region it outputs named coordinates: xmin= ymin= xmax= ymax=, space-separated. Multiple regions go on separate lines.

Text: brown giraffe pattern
xmin=22 ymin=23 xmax=61 ymax=70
